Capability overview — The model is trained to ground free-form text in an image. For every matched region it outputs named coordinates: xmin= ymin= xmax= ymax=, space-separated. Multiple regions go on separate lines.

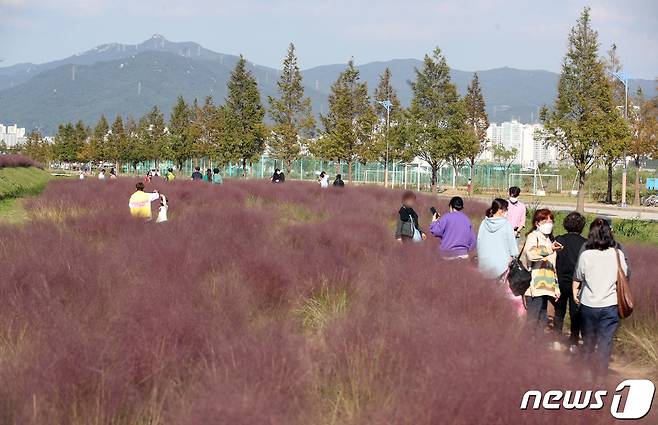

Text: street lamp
xmin=611 ymin=71 xmax=629 ymax=208
xmin=377 ymin=99 xmax=392 ymax=188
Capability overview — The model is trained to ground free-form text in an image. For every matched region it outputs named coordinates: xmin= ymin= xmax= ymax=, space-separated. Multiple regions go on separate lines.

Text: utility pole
xmin=377 ymin=99 xmax=392 ymax=188
xmin=612 ymin=71 xmax=629 ymax=208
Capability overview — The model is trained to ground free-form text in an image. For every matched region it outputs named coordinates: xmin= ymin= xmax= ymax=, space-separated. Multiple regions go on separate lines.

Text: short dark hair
xmin=136 ymin=182 xmax=145 ymax=191
xmin=213 ymin=167 xmax=220 ymax=174
xmin=449 ymin=196 xmax=464 ymax=211
xmin=194 ymin=166 xmax=200 ymax=171
xmin=402 ymin=190 xmax=416 ymax=203
xmin=509 ymin=186 xmax=521 ymax=197
xmin=585 ymin=217 xmax=616 ymax=250
xmin=335 ymin=174 xmax=342 ymax=179
xmin=563 ymin=212 xmax=586 ymax=233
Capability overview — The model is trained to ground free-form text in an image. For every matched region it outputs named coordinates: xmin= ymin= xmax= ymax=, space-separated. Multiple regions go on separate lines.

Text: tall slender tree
xmin=268 ymin=43 xmax=315 ymax=175
xmin=108 ymin=116 xmax=126 ymax=173
xmin=540 ymin=8 xmax=628 ymax=212
xmin=139 ymin=106 xmax=167 ymax=170
xmin=166 ymin=96 xmax=195 ymax=171
xmin=90 ymin=115 xmax=109 ymax=162
xmin=370 ymin=68 xmax=408 ymax=185
xmin=313 ymin=59 xmax=377 ymax=181
xmin=408 ymin=48 xmax=468 ymax=193
xmin=463 ymin=73 xmax=489 ymax=194
xmin=225 ymin=56 xmax=267 ymax=177
xmin=600 ymin=44 xmax=629 ymax=203
xmin=628 ymin=88 xmax=658 ymax=205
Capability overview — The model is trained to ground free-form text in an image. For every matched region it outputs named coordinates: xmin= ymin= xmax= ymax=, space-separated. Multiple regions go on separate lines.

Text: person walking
xmin=522 ymin=209 xmax=562 ymax=339
xmin=573 ymin=218 xmax=628 ymax=374
xmin=271 ymin=168 xmax=285 ymax=183
xmin=476 ymin=198 xmax=518 ymax=278
xmin=212 ymin=168 xmax=223 ymax=184
xmin=554 ymin=212 xmax=587 ymax=351
xmin=395 ymin=191 xmax=426 ymax=243
xmin=333 ymin=174 xmax=345 ymax=187
xmin=318 ymin=171 xmax=329 ymax=189
xmin=203 ymin=168 xmax=213 ymax=182
xmin=191 ymin=166 xmax=203 ymax=181
xmin=128 ymin=182 xmax=160 ymax=221
xmin=429 ymin=196 xmax=476 ymax=259
xmin=507 ymin=186 xmax=526 ymax=239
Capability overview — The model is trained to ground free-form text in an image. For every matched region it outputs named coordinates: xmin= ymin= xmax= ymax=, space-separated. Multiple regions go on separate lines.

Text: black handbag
xmin=507 ymin=239 xmax=531 ymax=297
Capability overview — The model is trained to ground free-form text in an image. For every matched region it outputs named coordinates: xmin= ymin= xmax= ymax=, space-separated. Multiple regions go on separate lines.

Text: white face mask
xmin=538 ymin=223 xmax=553 ymax=235
xmin=509 ymin=197 xmax=518 ymax=204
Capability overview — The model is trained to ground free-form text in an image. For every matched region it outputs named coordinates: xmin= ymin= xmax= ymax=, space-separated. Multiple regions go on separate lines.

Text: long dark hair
xmin=485 ymin=198 xmax=508 ymax=218
xmin=585 ymin=217 xmax=616 ymax=250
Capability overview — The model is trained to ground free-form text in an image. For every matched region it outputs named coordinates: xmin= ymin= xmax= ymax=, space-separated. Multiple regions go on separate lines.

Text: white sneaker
xmin=569 ymin=344 xmax=579 ymax=354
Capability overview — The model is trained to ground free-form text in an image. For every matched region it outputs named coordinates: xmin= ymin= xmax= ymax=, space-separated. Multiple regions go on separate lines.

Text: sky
xmin=0 ymin=0 xmax=657 ymax=78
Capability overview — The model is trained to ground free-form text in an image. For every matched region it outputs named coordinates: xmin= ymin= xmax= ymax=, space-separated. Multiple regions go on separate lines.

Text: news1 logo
xmin=520 ymin=379 xmax=655 ymax=419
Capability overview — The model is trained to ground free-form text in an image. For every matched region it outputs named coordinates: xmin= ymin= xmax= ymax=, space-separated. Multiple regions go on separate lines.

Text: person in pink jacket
xmin=507 ymin=186 xmax=526 ymax=239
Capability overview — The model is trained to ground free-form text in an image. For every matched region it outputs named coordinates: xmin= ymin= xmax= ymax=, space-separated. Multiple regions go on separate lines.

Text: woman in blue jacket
xmin=476 ymin=198 xmax=519 ymax=278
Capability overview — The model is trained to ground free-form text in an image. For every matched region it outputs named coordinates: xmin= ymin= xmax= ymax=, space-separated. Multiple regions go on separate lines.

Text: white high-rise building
xmin=483 ymin=121 xmax=557 ymax=168
xmin=0 ymin=124 xmax=27 ymax=148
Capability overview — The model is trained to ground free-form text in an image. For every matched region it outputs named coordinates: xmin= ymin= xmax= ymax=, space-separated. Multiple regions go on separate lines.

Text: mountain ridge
xmin=0 ymin=35 xmax=654 ymax=134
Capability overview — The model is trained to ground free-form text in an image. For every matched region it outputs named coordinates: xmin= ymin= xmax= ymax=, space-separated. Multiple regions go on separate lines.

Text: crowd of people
xmin=395 ymin=187 xmax=631 ymax=375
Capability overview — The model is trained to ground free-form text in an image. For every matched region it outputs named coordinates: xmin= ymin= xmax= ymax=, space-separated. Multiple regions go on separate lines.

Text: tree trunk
xmin=242 ymin=158 xmax=247 ymax=178
xmin=605 ymin=162 xmax=613 ymax=204
xmin=384 ymin=161 xmax=389 ymax=188
xmin=576 ymin=169 xmax=586 ymax=214
xmin=469 ymin=159 xmax=475 ymax=196
xmin=347 ymin=161 xmax=353 ymax=183
xmin=430 ymin=164 xmax=437 ymax=194
xmin=285 ymin=160 xmax=292 ymax=177
xmin=452 ymin=164 xmax=457 ymax=189
xmin=634 ymin=159 xmax=641 ymax=206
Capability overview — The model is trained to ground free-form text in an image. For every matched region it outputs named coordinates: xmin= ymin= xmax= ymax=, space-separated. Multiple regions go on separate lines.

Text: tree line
xmin=14 ymin=8 xmax=657 ymax=211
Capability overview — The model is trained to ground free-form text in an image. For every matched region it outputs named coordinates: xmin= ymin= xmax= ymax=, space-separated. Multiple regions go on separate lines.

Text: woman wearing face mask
xmin=476 ymin=198 xmax=518 ymax=278
xmin=522 ymin=208 xmax=563 ymax=338
xmin=507 ymin=186 xmax=526 ymax=239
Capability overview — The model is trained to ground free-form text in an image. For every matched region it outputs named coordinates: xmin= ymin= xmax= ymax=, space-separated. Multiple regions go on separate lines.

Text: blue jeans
xmin=580 ymin=304 xmax=619 ymax=372
xmin=525 ymin=296 xmax=549 ymax=338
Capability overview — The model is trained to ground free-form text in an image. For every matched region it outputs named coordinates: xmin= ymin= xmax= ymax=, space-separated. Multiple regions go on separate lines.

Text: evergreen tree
xmin=139 ymin=106 xmax=167 ymax=169
xmin=108 ymin=116 xmax=127 ymax=173
xmin=628 ymin=88 xmax=658 ymax=205
xmin=268 ymin=43 xmax=315 ymax=175
xmin=313 ymin=59 xmax=377 ymax=181
xmin=166 ymin=96 xmax=195 ymax=170
xmin=22 ymin=130 xmax=51 ymax=165
xmin=408 ymin=48 xmax=469 ymax=192
xmin=540 ymin=8 xmax=628 ymax=212
xmin=90 ymin=115 xmax=109 ymax=162
xmin=600 ymin=44 xmax=629 ymax=203
xmin=125 ymin=116 xmax=148 ymax=173
xmin=225 ymin=56 xmax=267 ymax=177
xmin=463 ymin=73 xmax=489 ymax=194
xmin=369 ymin=68 xmax=409 ymax=186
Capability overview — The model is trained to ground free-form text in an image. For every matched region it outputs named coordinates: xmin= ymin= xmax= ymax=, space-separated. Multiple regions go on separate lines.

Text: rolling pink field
xmin=0 ymin=178 xmax=656 ymax=424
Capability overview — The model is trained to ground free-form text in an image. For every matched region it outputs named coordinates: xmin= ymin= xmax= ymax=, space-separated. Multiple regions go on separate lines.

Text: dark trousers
xmin=525 ymin=295 xmax=549 ymax=338
xmin=553 ymin=281 xmax=582 ymax=344
xmin=580 ymin=304 xmax=619 ymax=372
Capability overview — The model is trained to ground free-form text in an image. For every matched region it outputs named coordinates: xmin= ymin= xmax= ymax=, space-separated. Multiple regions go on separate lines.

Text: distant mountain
xmin=0 ymin=35 xmax=655 ymax=134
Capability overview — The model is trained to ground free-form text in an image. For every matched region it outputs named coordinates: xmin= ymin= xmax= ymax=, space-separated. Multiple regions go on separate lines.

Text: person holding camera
xmin=429 ymin=196 xmax=476 ymax=259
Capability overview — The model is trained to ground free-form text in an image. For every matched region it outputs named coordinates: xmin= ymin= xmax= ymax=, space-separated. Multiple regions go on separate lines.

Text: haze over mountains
xmin=0 ymin=35 xmax=655 ymax=135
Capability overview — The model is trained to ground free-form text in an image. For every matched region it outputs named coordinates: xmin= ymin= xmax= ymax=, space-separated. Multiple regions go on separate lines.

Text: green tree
xmin=166 ymin=96 xmax=195 ymax=170
xmin=53 ymin=122 xmax=85 ymax=163
xmin=600 ymin=44 xmax=629 ymax=204
xmin=225 ymin=56 xmax=267 ymax=177
xmin=124 ymin=116 xmax=148 ymax=173
xmin=463 ymin=73 xmax=489 ymax=194
xmin=21 ymin=130 xmax=52 ymax=165
xmin=90 ymin=115 xmax=109 ymax=162
xmin=313 ymin=59 xmax=377 ymax=181
xmin=540 ymin=8 xmax=628 ymax=212
xmin=369 ymin=67 xmax=409 ymax=186
xmin=629 ymin=88 xmax=658 ymax=205
xmin=268 ymin=43 xmax=315 ymax=175
xmin=408 ymin=48 xmax=468 ymax=192
xmin=492 ymin=144 xmax=518 ymax=175
xmin=139 ymin=106 xmax=167 ymax=169
xmin=107 ymin=116 xmax=127 ymax=172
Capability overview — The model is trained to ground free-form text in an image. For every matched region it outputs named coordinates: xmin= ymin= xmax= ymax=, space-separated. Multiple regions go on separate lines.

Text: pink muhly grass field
xmin=0 ymin=154 xmax=43 ymax=169
xmin=0 ymin=178 xmax=655 ymax=424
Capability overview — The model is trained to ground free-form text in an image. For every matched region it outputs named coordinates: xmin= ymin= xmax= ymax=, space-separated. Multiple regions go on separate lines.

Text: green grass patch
xmin=0 ymin=166 xmax=51 ymax=200
xmin=0 ymin=198 xmax=28 ymax=224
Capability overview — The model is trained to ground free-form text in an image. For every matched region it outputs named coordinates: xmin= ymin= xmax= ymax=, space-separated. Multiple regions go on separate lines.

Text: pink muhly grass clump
xmin=0 ymin=154 xmax=43 ymax=169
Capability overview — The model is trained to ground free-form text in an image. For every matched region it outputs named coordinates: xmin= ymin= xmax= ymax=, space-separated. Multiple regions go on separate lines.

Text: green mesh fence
xmin=121 ymin=158 xmax=520 ymax=191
